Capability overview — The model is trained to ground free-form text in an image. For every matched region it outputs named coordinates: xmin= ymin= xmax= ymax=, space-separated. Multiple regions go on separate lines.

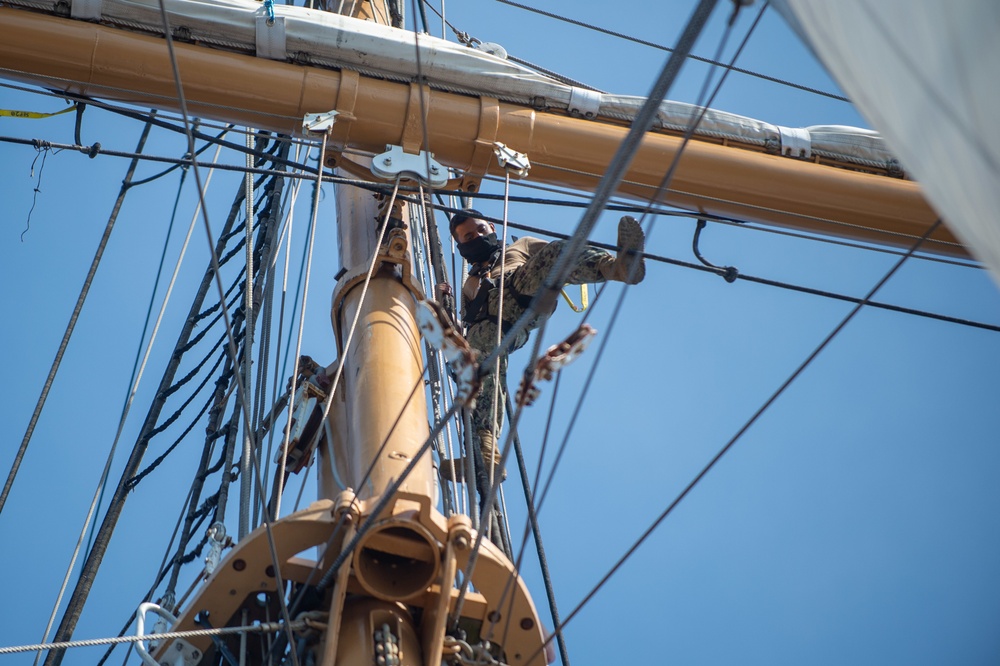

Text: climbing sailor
xmin=450 ymin=209 xmax=646 ymax=480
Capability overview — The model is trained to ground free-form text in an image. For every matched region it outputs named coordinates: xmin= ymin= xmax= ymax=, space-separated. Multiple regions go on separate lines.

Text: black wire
xmin=3 ymin=125 xmax=976 ymax=272
xmin=506 ymin=391 xmax=571 ymax=666
xmin=127 ymin=128 xmax=223 ymax=187
xmin=527 ymin=217 xmax=946 ymax=664
xmin=492 ymin=0 xmax=850 ymax=103
xmin=494 ymin=216 xmax=1000 ymax=332
xmin=127 ymin=363 xmax=225 ymax=489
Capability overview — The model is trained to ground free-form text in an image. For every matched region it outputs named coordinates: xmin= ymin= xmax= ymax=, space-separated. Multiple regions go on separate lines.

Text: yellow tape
xmin=560 ymin=284 xmax=589 ymax=313
xmin=0 ymin=104 xmax=76 ymax=119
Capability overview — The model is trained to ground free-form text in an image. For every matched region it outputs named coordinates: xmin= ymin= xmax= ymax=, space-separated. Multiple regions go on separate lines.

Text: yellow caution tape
xmin=0 ymin=104 xmax=77 ymax=119
xmin=560 ymin=284 xmax=589 ymax=313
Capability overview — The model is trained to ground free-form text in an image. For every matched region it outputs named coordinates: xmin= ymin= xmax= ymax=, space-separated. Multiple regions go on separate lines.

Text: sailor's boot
xmin=438 ymin=429 xmax=506 ymax=482
xmin=600 ymin=216 xmax=646 ymax=284
xmin=478 ymin=429 xmax=506 ymax=482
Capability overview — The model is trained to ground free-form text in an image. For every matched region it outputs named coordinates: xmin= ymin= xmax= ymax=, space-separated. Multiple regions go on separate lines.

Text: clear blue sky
xmin=1 ymin=1 xmax=999 ymax=664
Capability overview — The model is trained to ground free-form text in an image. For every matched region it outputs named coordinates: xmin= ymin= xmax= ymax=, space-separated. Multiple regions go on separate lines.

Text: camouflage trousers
xmin=466 ymin=240 xmax=610 ymax=439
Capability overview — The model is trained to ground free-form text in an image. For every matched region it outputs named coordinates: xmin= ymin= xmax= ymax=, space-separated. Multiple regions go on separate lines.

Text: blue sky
xmin=2 ymin=1 xmax=999 ymax=664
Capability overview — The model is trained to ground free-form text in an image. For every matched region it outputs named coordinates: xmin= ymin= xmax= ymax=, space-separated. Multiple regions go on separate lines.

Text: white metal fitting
xmin=204 ymin=521 xmax=228 ymax=575
xmin=302 ymin=111 xmax=340 ymax=135
xmin=493 ymin=142 xmax=530 ymax=177
xmin=371 ymin=144 xmax=449 ymax=187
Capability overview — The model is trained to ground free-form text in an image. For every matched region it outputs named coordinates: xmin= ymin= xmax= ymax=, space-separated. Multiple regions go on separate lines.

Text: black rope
xmin=462 ymin=181 xmax=997 ymax=332
xmin=6 ymin=129 xmax=964 ymax=271
xmin=528 ymin=218 xmax=947 ymax=664
xmin=1 ymin=119 xmax=154 ymax=518
xmin=126 ymin=376 xmax=221 ymax=490
xmin=126 ymin=126 xmax=222 ymax=188
xmin=479 ymin=0 xmax=720 ymax=377
xmin=40 ymin=135 xmax=258 ymax=665
xmin=147 ymin=354 xmax=237 ymax=440
xmin=506 ymin=393 xmax=571 ymax=666
xmin=493 ymin=0 xmax=850 ymax=102
xmin=164 ymin=332 xmax=228 ymax=398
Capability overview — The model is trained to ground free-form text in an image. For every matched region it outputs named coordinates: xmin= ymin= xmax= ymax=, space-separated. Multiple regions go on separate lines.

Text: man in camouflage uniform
xmin=450 ymin=210 xmax=646 ymax=478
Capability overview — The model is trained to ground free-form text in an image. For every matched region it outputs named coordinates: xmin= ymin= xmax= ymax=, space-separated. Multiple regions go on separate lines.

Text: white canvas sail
xmin=773 ymin=0 xmax=1000 ymax=283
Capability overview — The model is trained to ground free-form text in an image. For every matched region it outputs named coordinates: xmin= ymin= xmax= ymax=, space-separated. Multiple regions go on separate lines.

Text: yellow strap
xmin=560 ymin=284 xmax=589 ymax=313
xmin=0 ymin=104 xmax=76 ymax=120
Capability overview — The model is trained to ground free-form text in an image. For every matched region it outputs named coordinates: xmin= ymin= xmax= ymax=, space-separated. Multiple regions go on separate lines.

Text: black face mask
xmin=457 ymin=232 xmax=500 ymax=264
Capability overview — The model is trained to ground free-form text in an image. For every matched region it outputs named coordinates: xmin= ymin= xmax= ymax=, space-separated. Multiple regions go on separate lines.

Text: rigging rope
xmin=150 ymin=6 xmax=301 ymax=657
xmin=239 ymin=127 xmax=257 ymax=540
xmin=274 ymin=133 xmax=331 ymax=519
xmin=1 ymin=620 xmax=307 ymax=656
xmin=0 ymin=120 xmax=153 ymax=519
xmin=473 ymin=2 xmax=750 ymax=649
xmin=527 ymin=217 xmax=947 ymax=664
xmin=262 ymin=143 xmax=307 ymax=518
xmin=489 ymin=173 xmax=513 ymax=491
xmin=453 ymin=0 xmax=726 ymax=629
xmin=5 ymin=127 xmax=972 ymax=277
xmin=94 ymin=141 xmax=201 ymax=527
xmin=22 ymin=118 xmax=154 ymax=664
xmin=37 ymin=135 xmax=277 ymax=666
xmin=477 ymin=0 xmax=718 ymax=379
xmin=493 ymin=0 xmax=849 ymax=103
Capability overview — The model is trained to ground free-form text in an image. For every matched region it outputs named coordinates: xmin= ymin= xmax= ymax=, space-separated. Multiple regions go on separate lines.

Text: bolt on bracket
xmin=302 ymin=111 xmax=340 ymax=135
xmin=371 ymin=144 xmax=449 ymax=187
xmin=493 ymin=142 xmax=530 ymax=176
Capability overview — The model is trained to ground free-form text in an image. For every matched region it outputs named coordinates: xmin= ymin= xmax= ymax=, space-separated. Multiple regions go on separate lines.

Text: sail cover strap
xmin=777 ymin=125 xmax=812 ymax=158
xmin=569 ymin=87 xmax=602 ymax=119
xmin=71 ymin=0 xmax=102 ymax=20
xmin=256 ymin=14 xmax=287 ymax=60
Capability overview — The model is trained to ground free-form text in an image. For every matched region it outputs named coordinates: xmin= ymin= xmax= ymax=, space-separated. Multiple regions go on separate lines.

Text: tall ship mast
xmin=1 ymin=1 xmax=998 ymax=664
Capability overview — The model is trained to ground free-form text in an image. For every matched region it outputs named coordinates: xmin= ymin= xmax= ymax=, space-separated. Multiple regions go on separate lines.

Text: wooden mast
xmin=125 ymin=0 xmax=549 ymax=663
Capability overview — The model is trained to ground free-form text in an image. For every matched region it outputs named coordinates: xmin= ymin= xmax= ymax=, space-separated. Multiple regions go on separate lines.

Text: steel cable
xmin=528 ymin=217 xmax=946 ymax=664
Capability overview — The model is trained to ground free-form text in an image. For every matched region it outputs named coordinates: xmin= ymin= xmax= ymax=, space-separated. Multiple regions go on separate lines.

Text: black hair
xmin=449 ymin=209 xmax=485 ymax=237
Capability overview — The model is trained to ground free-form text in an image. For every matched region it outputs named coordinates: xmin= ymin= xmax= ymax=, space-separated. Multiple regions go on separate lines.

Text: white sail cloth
xmin=773 ymin=0 xmax=1000 ymax=286
xmin=25 ymin=0 xmax=902 ymax=171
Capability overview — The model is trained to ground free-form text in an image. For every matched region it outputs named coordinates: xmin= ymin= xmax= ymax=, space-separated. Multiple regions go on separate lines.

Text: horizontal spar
xmin=0 ymin=6 xmax=956 ymax=256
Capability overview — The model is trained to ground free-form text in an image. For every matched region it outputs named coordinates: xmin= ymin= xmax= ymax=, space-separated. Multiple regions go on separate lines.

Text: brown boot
xmin=600 ymin=216 xmax=645 ymax=284
xmin=478 ymin=429 xmax=506 ymax=481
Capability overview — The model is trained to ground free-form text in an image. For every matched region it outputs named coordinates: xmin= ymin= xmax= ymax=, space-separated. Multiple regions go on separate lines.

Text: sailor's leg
xmin=507 ymin=240 xmax=610 ymax=298
xmin=466 ymin=320 xmax=507 ymax=467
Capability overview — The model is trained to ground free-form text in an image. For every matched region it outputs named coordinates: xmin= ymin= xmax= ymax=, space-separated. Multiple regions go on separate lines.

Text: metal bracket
xmin=203 ymin=522 xmax=229 ymax=575
xmin=383 ymin=227 xmax=409 ymax=261
xmin=516 ymin=324 xmax=597 ymax=406
xmin=415 ymin=300 xmax=480 ymax=406
xmin=371 ymin=144 xmax=448 ymax=187
xmin=276 ymin=372 xmax=330 ymax=475
xmin=302 ymin=111 xmax=340 ymax=136
xmin=492 ymin=142 xmax=530 ymax=177
xmin=167 ymin=640 xmax=202 ymax=666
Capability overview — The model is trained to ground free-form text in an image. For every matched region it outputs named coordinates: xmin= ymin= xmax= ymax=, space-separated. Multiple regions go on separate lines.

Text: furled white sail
xmin=773 ymin=0 xmax=1000 ymax=285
